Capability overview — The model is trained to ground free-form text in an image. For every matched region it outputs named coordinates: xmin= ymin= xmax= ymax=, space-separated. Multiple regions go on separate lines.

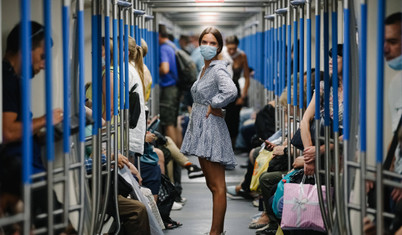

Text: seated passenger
xmin=301 ymin=44 xmax=344 ymax=175
xmin=1 ymin=21 xmax=64 ymax=233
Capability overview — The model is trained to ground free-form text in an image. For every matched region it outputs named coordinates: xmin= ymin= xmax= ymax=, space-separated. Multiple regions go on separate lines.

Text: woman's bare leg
xmin=199 ymin=158 xmax=226 ymax=235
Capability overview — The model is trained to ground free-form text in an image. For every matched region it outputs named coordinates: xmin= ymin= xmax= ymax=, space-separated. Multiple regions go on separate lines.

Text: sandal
xmin=163 ymin=222 xmax=178 ymax=230
xmin=248 ymin=221 xmax=268 ymax=229
xmin=166 ymin=217 xmax=183 ymax=227
xmin=162 ymin=217 xmax=182 ymax=229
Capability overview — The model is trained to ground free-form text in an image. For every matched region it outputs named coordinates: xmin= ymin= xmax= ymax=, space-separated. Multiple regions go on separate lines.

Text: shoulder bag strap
xmin=383 ymin=115 xmax=402 ymax=170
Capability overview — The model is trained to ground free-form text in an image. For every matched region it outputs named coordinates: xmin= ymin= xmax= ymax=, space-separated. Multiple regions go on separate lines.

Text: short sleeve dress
xmin=180 ymin=60 xmax=238 ymax=169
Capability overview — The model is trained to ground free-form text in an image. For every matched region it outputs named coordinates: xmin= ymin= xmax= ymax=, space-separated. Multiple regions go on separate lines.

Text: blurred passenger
xmin=158 ymin=26 xmax=182 ymax=148
xmin=222 ymin=35 xmax=251 ymax=148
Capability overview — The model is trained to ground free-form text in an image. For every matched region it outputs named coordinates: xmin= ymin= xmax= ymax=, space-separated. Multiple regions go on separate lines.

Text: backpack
xmin=174 ymin=49 xmax=198 ymax=91
xmin=129 ymin=83 xmax=141 ymax=129
xmin=165 ymin=41 xmax=197 ymax=91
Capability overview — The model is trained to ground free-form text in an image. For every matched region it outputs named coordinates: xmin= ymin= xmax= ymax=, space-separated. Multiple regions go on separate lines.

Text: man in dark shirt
xmin=1 ymin=21 xmax=64 ymax=231
xmin=2 ymin=21 xmax=63 ymax=174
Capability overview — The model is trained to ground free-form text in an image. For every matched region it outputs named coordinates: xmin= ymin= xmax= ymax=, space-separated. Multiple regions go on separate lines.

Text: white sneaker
xmin=171 ymin=201 xmax=183 ymax=210
xmin=176 ymin=197 xmax=187 ymax=204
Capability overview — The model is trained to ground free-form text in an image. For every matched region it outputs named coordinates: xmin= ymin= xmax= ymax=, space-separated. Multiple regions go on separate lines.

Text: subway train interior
xmin=0 ymin=0 xmax=401 ymax=234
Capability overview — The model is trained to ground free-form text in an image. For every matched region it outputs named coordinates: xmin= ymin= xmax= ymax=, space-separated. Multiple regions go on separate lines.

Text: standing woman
xmin=181 ymin=27 xmax=238 ymax=235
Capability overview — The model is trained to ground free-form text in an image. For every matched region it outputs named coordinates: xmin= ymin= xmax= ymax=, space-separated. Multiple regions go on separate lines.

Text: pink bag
xmin=280 ymin=178 xmax=327 ymax=232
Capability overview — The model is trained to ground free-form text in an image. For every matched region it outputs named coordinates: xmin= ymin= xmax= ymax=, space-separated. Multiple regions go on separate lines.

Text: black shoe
xmin=187 ymin=164 xmax=204 ymax=179
xmin=255 ymin=223 xmax=278 ymax=235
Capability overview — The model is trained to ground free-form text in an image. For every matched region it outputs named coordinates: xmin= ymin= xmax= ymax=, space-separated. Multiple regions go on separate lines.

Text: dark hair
xmin=6 ymin=21 xmax=45 ymax=54
xmin=168 ymin=34 xmax=175 ymax=42
xmin=225 ymin=35 xmax=239 ymax=45
xmin=329 ymin=44 xmax=343 ymax=58
xmin=199 ymin=27 xmax=224 ymax=55
xmin=159 ymin=24 xmax=169 ymax=38
xmin=385 ymin=12 xmax=402 ymax=25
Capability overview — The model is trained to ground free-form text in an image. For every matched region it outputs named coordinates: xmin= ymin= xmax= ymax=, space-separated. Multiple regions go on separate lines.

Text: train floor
xmin=164 ymin=153 xmax=258 ymax=235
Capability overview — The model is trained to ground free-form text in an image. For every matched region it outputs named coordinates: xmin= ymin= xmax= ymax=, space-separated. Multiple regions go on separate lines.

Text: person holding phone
xmin=181 ymin=27 xmax=237 ymax=235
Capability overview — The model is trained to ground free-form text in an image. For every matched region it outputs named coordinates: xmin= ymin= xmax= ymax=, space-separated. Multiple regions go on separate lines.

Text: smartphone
xmin=147 ymin=118 xmax=160 ymax=133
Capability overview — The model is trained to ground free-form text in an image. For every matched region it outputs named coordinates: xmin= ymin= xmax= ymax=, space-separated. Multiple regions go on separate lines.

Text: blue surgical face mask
xmin=200 ymin=45 xmax=217 ymax=61
xmin=102 ymin=57 xmax=106 ymax=67
xmin=387 ymin=54 xmax=402 ymax=70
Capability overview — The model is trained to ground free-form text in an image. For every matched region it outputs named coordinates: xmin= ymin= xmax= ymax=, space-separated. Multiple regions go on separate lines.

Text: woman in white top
xmin=127 ymin=36 xmax=147 ymax=155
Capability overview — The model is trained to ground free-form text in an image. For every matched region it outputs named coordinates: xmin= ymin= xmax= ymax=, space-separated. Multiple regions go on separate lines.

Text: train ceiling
xmin=143 ymin=0 xmax=271 ymax=31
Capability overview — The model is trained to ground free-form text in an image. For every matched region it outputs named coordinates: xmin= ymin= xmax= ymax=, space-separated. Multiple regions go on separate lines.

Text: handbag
xmin=272 ymin=170 xmax=300 ymax=219
xmin=157 ymin=174 xmax=178 ymax=221
xmin=140 ymin=142 xmax=159 ymax=165
xmin=280 ymin=175 xmax=328 ymax=232
xmin=129 ymin=83 xmax=141 ymax=129
xmin=291 ymin=113 xmax=342 ymax=151
xmin=250 ymin=149 xmax=274 ymax=191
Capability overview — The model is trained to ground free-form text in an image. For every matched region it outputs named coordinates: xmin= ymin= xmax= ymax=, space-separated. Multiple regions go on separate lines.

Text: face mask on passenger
xmin=102 ymin=56 xmax=106 ymax=67
xmin=200 ymin=45 xmax=217 ymax=61
xmin=185 ymin=44 xmax=195 ymax=54
xmin=387 ymin=54 xmax=402 ymax=70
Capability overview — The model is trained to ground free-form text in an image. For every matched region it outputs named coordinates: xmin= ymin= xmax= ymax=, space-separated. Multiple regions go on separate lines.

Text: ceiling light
xmin=195 ymin=0 xmax=225 ymax=2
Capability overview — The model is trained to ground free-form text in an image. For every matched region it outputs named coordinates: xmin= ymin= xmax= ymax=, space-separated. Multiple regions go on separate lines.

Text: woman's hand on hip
xmin=206 ymin=105 xmax=223 ymax=118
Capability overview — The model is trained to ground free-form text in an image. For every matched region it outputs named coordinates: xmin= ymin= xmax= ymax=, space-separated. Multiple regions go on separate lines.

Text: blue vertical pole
xmin=359 ymin=0 xmax=368 ymax=230
xmin=274 ymin=22 xmax=278 ymax=96
xmin=293 ymin=9 xmax=298 ymax=108
xmin=299 ymin=7 xmax=304 ymax=110
xmin=78 ymin=0 xmax=85 ymax=144
xmin=376 ymin=0 xmax=385 ymax=234
xmin=306 ymin=8 xmax=312 ymax=104
xmin=77 ymin=1 xmax=85 ymax=233
xmin=287 ymin=16 xmax=292 ymax=105
xmin=315 ymin=6 xmax=321 ymax=121
xmin=332 ymin=10 xmax=339 ymax=133
xmin=124 ymin=13 xmax=129 ymax=111
xmin=323 ymin=7 xmax=330 ymax=126
xmin=119 ymin=13 xmax=124 ymax=112
xmin=20 ymin=0 xmax=32 ymax=185
xmin=20 ymin=0 xmax=32 ymax=234
xmin=375 ymin=0 xmax=385 ymax=164
xmin=97 ymin=11 xmax=102 ymax=128
xmin=282 ymin=23 xmax=286 ymax=93
xmin=342 ymin=1 xmax=352 ymax=233
xmin=279 ymin=24 xmax=283 ymax=95
xmin=359 ymin=1 xmax=367 ymax=175
xmin=270 ymin=23 xmax=274 ymax=95
xmin=322 ymin=7 xmax=331 ymax=130
xmin=113 ymin=11 xmax=118 ymax=117
xmin=105 ymin=10 xmax=111 ymax=122
xmin=44 ymin=0 xmax=53 ymax=165
xmin=62 ymin=0 xmax=70 ymax=156
xmin=92 ymin=11 xmax=99 ymax=134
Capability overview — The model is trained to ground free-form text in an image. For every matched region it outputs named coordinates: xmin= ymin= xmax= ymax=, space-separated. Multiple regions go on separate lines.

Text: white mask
xmin=387 ymin=54 xmax=402 ymax=70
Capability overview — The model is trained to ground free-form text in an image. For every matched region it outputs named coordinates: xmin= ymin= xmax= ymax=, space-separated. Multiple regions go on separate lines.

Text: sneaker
xmin=226 ymin=185 xmax=254 ymax=200
xmin=252 ymin=198 xmax=259 ymax=207
xmin=187 ymin=164 xmax=204 ymax=179
xmin=226 ymin=185 xmax=243 ymax=199
xmin=171 ymin=202 xmax=183 ymax=210
xmin=175 ymin=197 xmax=187 ymax=204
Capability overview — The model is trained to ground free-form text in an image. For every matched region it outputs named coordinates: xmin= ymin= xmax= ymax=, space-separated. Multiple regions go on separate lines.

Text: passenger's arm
xmin=300 ymin=92 xmax=315 ymax=148
xmin=102 ymin=71 xmax=115 ymax=122
xmin=2 ymin=109 xmax=63 ymax=143
xmin=236 ymin=53 xmax=250 ymax=105
xmin=159 ymin=62 xmax=170 ymax=75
